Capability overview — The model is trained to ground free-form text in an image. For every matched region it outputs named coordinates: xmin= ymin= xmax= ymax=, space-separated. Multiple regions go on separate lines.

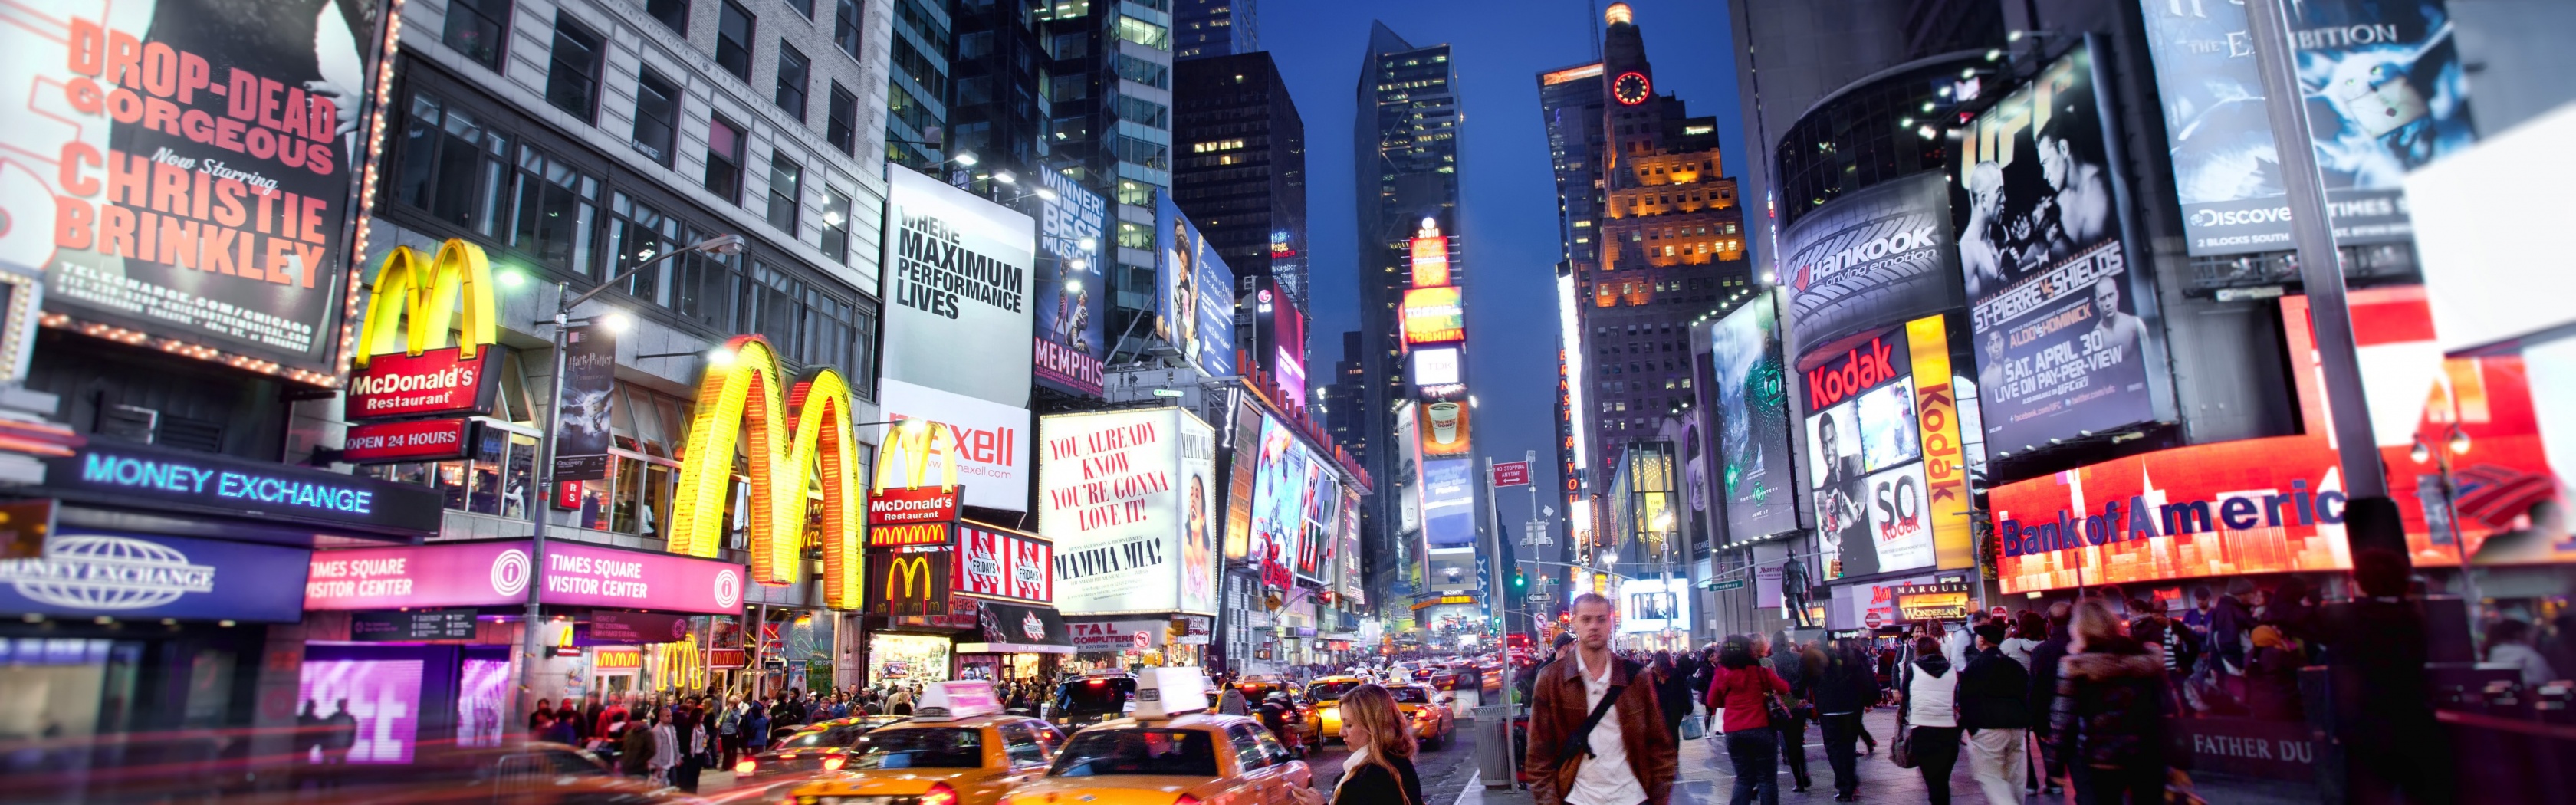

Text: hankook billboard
xmin=1779 ymin=171 xmax=1960 ymax=353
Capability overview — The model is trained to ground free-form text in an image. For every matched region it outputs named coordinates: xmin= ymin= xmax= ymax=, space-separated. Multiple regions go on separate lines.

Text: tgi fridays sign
xmin=953 ymin=524 xmax=1053 ymax=604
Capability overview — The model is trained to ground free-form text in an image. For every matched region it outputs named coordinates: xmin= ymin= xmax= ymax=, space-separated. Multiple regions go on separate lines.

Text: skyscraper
xmin=1556 ymin=3 xmax=1750 ymax=515
xmin=1175 ymin=0 xmax=1260 ymax=61
xmin=887 ymin=0 xmax=952 ymax=171
xmin=1175 ymin=51 xmax=1309 ymax=310
xmin=1537 ymin=61 xmax=1608 ymax=570
xmin=1355 ymin=21 xmax=1468 ymax=622
xmin=1036 ymin=2 xmax=1178 ymax=360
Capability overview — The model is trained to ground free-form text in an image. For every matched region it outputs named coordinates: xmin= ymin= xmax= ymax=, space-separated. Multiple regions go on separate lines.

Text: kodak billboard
xmin=666 ymin=334 xmax=866 ymax=610
xmin=344 ymin=240 xmax=501 ymax=422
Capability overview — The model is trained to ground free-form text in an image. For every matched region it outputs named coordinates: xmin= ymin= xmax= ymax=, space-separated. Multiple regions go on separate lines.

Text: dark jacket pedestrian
xmin=2049 ymin=602 xmax=2167 ymax=803
xmin=1957 ymin=642 xmax=2032 ymax=731
xmin=1524 ymin=637 xmax=1677 ymax=805
xmin=619 ymin=721 xmax=657 ymax=777
xmin=1658 ymin=654 xmax=1699 ymax=738
xmin=2321 ymin=549 xmax=2453 ymax=804
xmin=2026 ymin=604 xmax=2075 ymax=792
xmin=1769 ymin=634 xmax=1814 ymax=792
xmin=1811 ymin=642 xmax=1878 ymax=800
xmin=1333 ymin=751 xmax=1424 ymax=805
xmin=2208 ymin=582 xmax=2259 ymax=672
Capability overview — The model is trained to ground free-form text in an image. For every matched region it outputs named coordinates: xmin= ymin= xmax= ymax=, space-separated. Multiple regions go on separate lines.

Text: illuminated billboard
xmin=1034 ymin=171 xmax=1110 ymax=396
xmin=1037 ymin=409 xmax=1220 ymax=615
xmin=1953 ymin=43 xmax=2163 ymax=455
xmin=1411 ymin=219 xmax=1453 ymax=287
xmin=1804 ymin=315 xmax=1973 ymax=577
xmin=1412 ymin=346 xmax=1464 ymax=386
xmin=1155 ymin=196 xmax=1237 ymax=378
xmin=882 ymin=167 xmax=1038 ymax=408
xmin=1707 ymin=291 xmax=1798 ymax=540
xmin=1403 ymin=287 xmax=1467 ymax=344
xmin=1417 ymin=397 xmax=1471 ymax=458
xmin=1421 ymin=458 xmax=1477 ymax=549
xmin=1618 ymin=577 xmax=1690 ymax=634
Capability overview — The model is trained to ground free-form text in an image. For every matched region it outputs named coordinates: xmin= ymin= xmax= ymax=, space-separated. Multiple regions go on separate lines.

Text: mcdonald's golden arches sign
xmin=665 ymin=334 xmax=867 ymax=610
xmin=344 ymin=239 xmax=501 ymax=421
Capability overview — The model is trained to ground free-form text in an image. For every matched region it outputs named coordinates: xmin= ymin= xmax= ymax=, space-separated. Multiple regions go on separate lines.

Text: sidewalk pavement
xmin=1461 ymin=708 xmax=2315 ymax=805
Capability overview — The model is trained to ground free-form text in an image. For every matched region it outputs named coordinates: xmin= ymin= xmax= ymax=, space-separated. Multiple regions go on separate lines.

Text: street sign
xmin=1493 ymin=461 xmax=1530 ymax=487
xmin=1527 ymin=592 xmax=1556 ymax=605
xmin=1708 ymin=580 xmax=1746 ymax=592
xmin=1522 ymin=521 xmax=1552 ymax=546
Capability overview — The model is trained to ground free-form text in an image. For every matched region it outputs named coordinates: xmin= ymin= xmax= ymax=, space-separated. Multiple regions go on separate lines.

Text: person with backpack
xmin=1957 ymin=621 xmax=2032 ymax=805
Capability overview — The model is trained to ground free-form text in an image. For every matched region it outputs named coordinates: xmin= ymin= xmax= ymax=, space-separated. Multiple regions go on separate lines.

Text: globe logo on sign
xmin=490 ymin=549 xmax=531 ymax=597
xmin=0 ymin=534 xmax=216 ymax=610
xmin=714 ymin=569 xmax=742 ymax=610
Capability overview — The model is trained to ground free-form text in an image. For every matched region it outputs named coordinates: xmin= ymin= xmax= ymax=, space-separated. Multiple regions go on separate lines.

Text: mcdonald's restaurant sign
xmin=869 ymin=544 xmax=951 ymax=616
xmin=868 ymin=419 xmax=966 ymax=526
xmin=667 ymin=334 xmax=867 ymax=610
xmin=345 ymin=240 xmax=502 ymax=422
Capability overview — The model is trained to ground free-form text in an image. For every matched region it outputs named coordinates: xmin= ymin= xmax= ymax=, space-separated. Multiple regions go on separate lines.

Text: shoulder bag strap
xmin=1562 ymin=680 xmax=1628 ymax=758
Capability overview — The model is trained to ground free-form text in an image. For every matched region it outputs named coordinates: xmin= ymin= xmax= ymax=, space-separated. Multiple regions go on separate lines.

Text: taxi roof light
xmin=915 ymin=680 xmax=1002 ymax=721
xmin=1131 ymin=667 xmax=1210 ymax=721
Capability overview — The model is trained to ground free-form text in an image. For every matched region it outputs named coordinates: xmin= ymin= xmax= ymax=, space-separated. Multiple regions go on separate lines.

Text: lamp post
xmin=515 ymin=234 xmax=744 ymax=738
xmin=2413 ymin=425 xmax=2483 ymax=636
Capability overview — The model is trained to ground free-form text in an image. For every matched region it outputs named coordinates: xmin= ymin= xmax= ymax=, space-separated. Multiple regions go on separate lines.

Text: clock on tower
xmin=1613 ymin=71 xmax=1651 ymax=106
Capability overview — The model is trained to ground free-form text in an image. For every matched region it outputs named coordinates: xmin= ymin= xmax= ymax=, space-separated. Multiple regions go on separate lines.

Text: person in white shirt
xmin=1525 ymin=593 xmax=1675 ymax=805
xmin=1901 ymin=636 xmax=1965 ymax=805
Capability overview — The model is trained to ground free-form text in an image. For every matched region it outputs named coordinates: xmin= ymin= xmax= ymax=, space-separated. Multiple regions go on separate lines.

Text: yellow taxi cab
xmin=1010 ymin=668 xmax=1312 ymax=805
xmin=1299 ymin=675 xmax=1366 ymax=742
xmin=1388 ymin=684 xmax=1454 ymax=750
xmin=784 ymin=682 xmax=1066 ymax=805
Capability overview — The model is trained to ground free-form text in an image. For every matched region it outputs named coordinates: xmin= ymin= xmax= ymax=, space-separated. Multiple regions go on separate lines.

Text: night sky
xmin=1260 ymin=0 xmax=1746 ymax=528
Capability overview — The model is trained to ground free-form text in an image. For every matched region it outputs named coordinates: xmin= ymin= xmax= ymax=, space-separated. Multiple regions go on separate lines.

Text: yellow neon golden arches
xmin=667 ymin=334 xmax=863 ymax=604
xmin=876 ymin=417 xmax=961 ymax=494
xmin=356 ymin=239 xmax=498 ymax=368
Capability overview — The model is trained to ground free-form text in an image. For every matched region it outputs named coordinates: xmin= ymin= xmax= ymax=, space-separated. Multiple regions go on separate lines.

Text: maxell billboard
xmin=881 ymin=166 xmax=1037 ymax=408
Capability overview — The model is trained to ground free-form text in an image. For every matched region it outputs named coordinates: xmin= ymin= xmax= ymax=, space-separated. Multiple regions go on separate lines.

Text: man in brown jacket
xmin=1526 ymin=593 xmax=1676 ymax=805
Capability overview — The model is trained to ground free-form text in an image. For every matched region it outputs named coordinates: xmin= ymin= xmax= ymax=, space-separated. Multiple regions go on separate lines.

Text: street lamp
xmin=516 ymin=233 xmax=743 ymax=737
xmin=2413 ymin=423 xmax=2482 ymax=636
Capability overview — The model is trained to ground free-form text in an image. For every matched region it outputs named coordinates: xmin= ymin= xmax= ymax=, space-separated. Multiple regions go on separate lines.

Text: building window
xmin=775 ymin=44 xmax=810 ymax=118
xmin=394 ymin=93 xmax=511 ymax=237
xmin=715 ymin=0 xmax=755 ymax=80
xmin=784 ymin=0 xmax=814 ymax=17
xmin=826 ymin=83 xmax=859 ymax=154
xmin=631 ymin=69 xmax=680 ymax=166
xmin=1115 ymin=15 xmax=1169 ymax=50
xmin=1115 ymin=96 xmax=1168 ymax=130
xmin=706 ymin=116 xmax=746 ymax=202
xmin=646 ymin=0 xmax=688 ymax=34
xmin=1116 ymin=136 xmax=1168 ymax=171
xmin=890 ymin=34 xmax=949 ymax=102
xmin=738 ymin=261 xmax=806 ymax=354
xmin=820 ymin=184 xmax=852 ymax=263
xmin=1113 ymin=54 xmax=1168 ymax=89
xmin=834 ymin=0 xmax=863 ymax=59
xmin=766 ymin=154 xmax=802 ymax=235
xmin=509 ymin=146 xmax=600 ymax=274
xmin=544 ymin=16 xmax=604 ymax=122
xmin=445 ymin=0 xmax=514 ymax=71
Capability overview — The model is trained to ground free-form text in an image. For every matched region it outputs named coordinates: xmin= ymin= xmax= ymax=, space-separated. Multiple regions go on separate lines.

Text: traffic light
xmin=1510 ymin=568 xmax=1527 ymax=590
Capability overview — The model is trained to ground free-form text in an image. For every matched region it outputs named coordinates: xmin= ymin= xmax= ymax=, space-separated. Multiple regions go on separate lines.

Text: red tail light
xmin=822 ymin=755 xmax=846 ymax=771
xmin=735 ymin=758 xmax=757 ymax=774
xmin=922 ymin=781 xmax=960 ymax=805
xmin=1175 ymin=795 xmax=1201 ymax=805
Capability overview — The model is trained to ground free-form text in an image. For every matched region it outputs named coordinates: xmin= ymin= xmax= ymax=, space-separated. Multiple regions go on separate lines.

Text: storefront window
xmin=870 ymin=633 xmax=951 ymax=683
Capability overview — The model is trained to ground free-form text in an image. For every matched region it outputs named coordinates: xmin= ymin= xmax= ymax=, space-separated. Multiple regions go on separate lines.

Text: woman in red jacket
xmin=1707 ymin=634 xmax=1795 ymax=805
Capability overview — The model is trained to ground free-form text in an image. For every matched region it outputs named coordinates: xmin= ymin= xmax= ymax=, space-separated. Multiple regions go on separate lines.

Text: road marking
xmin=1452 ymin=770 xmax=1481 ymax=805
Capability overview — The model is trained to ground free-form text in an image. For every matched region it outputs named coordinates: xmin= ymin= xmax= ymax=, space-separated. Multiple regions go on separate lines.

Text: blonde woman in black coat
xmin=1329 ymin=684 xmax=1425 ymax=805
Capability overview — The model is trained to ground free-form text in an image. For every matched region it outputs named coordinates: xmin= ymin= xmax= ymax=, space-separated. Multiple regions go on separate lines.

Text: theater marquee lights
xmin=668 ymin=334 xmax=866 ymax=609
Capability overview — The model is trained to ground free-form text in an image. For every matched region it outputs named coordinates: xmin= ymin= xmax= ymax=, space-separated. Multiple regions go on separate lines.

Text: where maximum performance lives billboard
xmin=1954 ymin=41 xmax=2165 ymax=454
xmin=14 ymin=0 xmax=389 ymax=377
xmin=2138 ymin=0 xmax=2477 ymax=255
xmin=882 ymin=167 xmax=1037 ymax=408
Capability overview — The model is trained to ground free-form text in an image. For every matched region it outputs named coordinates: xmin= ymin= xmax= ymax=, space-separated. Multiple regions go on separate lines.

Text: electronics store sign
xmin=43 ymin=443 xmax=443 ymax=536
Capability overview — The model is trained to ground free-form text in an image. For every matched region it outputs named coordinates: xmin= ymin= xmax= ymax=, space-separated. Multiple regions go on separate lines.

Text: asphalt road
xmin=1301 ymin=717 xmax=1484 ymax=805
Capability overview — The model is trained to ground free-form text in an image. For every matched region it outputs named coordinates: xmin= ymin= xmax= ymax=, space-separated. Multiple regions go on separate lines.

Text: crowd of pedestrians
xmin=1511 ymin=547 xmax=2465 ymax=804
